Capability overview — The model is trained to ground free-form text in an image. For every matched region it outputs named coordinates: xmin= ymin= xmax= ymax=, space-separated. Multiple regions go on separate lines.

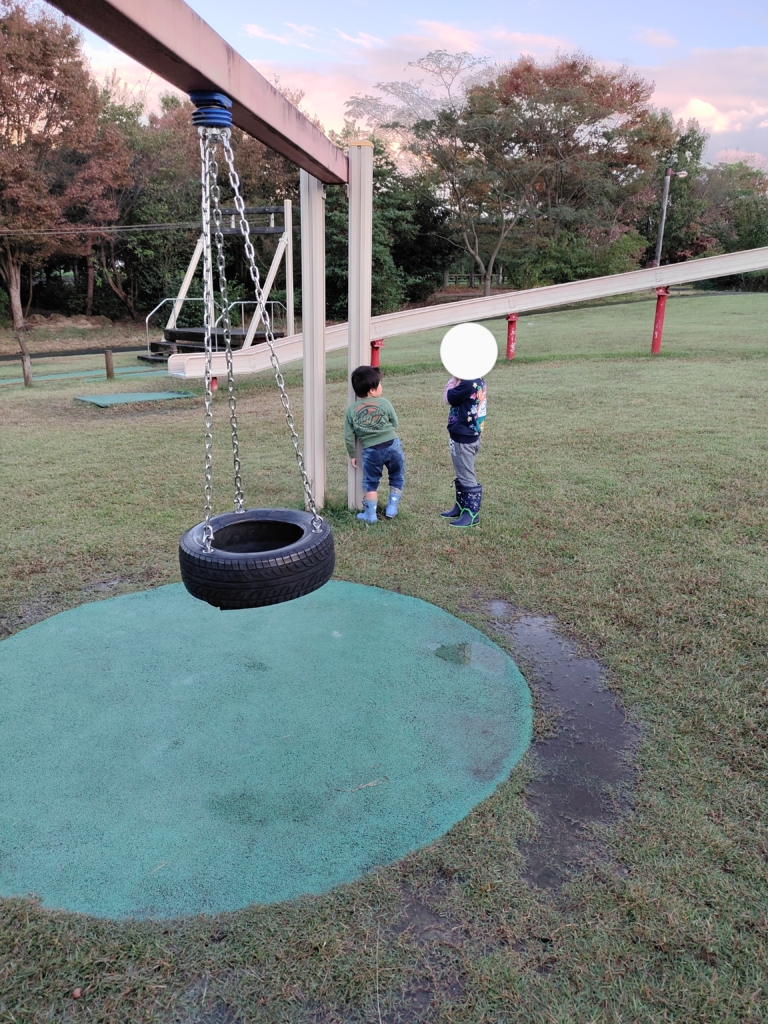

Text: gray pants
xmin=449 ymin=437 xmax=481 ymax=487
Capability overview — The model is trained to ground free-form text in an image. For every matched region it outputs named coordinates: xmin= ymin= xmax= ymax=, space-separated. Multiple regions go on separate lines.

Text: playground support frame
xmin=47 ymin=0 xmax=348 ymax=185
xmin=300 ymin=172 xmax=326 ymax=509
xmin=347 ymin=143 xmax=374 ymax=510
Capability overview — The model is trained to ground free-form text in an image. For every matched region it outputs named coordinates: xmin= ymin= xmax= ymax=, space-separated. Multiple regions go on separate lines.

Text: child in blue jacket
xmin=440 ymin=375 xmax=486 ymax=527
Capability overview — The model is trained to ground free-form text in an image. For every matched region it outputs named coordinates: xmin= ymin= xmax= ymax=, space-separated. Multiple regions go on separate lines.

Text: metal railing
xmin=145 ymin=297 xmax=287 ymax=356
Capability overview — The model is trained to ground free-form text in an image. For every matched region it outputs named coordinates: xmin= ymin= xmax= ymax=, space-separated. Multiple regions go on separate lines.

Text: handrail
xmin=146 ymin=297 xmax=287 ymax=356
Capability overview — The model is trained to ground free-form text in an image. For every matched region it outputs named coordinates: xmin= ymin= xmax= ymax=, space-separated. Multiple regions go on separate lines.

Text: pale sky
xmin=76 ymin=0 xmax=768 ymax=165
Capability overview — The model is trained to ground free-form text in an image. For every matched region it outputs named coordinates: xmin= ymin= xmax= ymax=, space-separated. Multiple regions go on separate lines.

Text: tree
xmin=63 ymin=85 xmax=139 ymax=315
xmin=0 ymin=2 xmax=98 ymax=328
xmin=351 ymin=51 xmax=678 ymax=294
xmin=640 ymin=120 xmax=713 ymax=264
xmin=694 ymin=160 xmax=768 ymax=289
xmin=323 ymin=132 xmax=456 ymax=320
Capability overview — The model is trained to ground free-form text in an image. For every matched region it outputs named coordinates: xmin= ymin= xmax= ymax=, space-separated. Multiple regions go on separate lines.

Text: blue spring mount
xmin=189 ymin=90 xmax=233 ymax=129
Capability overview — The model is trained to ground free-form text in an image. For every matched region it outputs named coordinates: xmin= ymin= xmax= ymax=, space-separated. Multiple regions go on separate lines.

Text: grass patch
xmin=1 ymin=293 xmax=767 ymax=1023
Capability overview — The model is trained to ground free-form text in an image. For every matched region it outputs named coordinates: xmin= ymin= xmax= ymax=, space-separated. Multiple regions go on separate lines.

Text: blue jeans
xmin=361 ymin=438 xmax=405 ymax=493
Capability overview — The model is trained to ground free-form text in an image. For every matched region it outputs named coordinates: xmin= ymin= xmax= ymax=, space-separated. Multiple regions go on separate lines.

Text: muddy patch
xmin=487 ymin=600 xmax=641 ymax=888
xmin=393 ymin=886 xmax=464 ymax=947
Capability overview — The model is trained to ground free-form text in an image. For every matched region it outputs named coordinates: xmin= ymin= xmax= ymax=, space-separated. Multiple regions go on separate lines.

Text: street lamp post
xmin=650 ymin=166 xmax=688 ymax=354
xmin=652 ymin=167 xmax=688 ymax=268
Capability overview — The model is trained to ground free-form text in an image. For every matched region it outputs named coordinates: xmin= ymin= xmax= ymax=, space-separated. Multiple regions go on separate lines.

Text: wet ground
xmin=486 ymin=600 xmax=641 ymax=888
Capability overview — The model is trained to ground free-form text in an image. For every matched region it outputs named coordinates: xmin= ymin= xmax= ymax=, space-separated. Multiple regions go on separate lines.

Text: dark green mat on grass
xmin=0 ymin=581 xmax=531 ymax=919
xmin=76 ymin=391 xmax=194 ymax=407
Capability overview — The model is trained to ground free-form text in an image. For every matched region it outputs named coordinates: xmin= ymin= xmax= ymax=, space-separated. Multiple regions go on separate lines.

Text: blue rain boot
xmin=385 ymin=488 xmax=403 ymax=518
xmin=440 ymin=479 xmax=462 ymax=518
xmin=450 ymin=485 xmax=482 ymax=528
xmin=356 ymin=498 xmax=378 ymax=524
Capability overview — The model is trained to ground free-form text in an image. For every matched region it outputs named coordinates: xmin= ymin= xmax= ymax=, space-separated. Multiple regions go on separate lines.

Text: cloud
xmin=243 ymin=24 xmax=314 ymax=50
xmin=335 ymin=30 xmax=386 ymax=50
xmin=715 ymin=149 xmax=768 ymax=171
xmin=242 ymin=21 xmax=569 ymax=132
xmin=634 ymin=28 xmax=677 ymax=49
xmin=83 ymin=41 xmax=182 ymax=110
xmin=636 ymin=46 xmax=768 ymax=158
xmin=84 ymin=26 xmax=768 ymax=164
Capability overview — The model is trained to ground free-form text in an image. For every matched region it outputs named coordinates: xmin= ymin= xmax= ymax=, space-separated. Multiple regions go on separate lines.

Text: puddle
xmin=487 ymin=600 xmax=641 ymax=888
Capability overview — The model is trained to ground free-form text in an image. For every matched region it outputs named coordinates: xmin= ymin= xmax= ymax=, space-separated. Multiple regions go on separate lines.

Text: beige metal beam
xmin=300 ymin=171 xmax=327 ymax=509
xmin=166 ymin=234 xmax=203 ymax=330
xmin=346 ymin=142 xmax=374 ymax=510
xmin=284 ymin=200 xmax=295 ymax=338
xmin=168 ymin=243 xmax=768 ymax=379
xmin=48 ymin=0 xmax=348 ymax=184
xmin=241 ymin=232 xmax=288 ymax=349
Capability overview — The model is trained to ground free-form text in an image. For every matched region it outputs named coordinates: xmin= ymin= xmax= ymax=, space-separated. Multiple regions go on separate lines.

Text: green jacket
xmin=344 ymin=396 xmax=399 ymax=458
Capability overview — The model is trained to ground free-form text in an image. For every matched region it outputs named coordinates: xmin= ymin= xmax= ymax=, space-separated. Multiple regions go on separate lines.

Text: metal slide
xmin=167 ymin=243 xmax=768 ymax=379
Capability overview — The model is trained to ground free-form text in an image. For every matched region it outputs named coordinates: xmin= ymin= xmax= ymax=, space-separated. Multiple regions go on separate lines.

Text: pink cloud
xmin=246 ymin=21 xmax=569 ymax=132
xmin=83 ymin=28 xmax=768 ymax=163
xmin=634 ymin=27 xmax=678 ymax=49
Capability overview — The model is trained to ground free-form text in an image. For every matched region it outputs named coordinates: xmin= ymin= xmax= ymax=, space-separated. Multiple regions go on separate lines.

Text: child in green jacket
xmin=344 ymin=365 xmax=405 ymax=523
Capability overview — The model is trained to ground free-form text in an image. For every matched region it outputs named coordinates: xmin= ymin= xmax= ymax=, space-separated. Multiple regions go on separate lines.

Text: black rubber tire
xmin=179 ymin=508 xmax=335 ymax=610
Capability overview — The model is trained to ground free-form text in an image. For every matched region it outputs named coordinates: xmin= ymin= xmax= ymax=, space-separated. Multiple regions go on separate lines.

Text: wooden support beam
xmin=346 ymin=142 xmax=374 ymax=510
xmin=300 ymin=171 xmax=326 ymax=509
xmin=48 ymin=0 xmax=348 ymax=184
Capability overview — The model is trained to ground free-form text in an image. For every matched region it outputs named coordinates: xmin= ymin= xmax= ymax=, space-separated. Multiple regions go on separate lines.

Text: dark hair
xmin=351 ymin=365 xmax=382 ymax=398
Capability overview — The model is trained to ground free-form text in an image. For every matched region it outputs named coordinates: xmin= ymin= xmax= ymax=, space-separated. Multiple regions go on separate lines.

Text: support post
xmin=105 ymin=348 xmax=115 ymax=379
xmin=347 ymin=141 xmax=374 ymax=510
xmin=167 ymin=235 xmax=204 ymax=330
xmin=506 ymin=313 xmax=518 ymax=360
xmin=284 ymin=199 xmax=295 ymax=337
xmin=371 ymin=338 xmax=384 ymax=367
xmin=651 ymin=286 xmax=669 ymax=355
xmin=300 ymin=169 xmax=326 ymax=508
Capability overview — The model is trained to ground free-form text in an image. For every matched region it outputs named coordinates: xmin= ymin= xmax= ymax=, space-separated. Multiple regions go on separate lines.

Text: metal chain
xmin=199 ymin=131 xmax=215 ymax=552
xmin=207 ymin=140 xmax=245 ymax=513
xmin=219 ymin=132 xmax=323 ymax=530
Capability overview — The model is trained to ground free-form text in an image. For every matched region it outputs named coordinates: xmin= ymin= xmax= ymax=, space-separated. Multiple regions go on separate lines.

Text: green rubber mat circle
xmin=0 ymin=582 xmax=531 ymax=919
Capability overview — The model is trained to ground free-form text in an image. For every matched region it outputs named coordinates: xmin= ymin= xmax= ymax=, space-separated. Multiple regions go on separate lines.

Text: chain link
xmin=208 ymin=143 xmax=245 ymax=513
xmin=199 ymin=132 xmax=215 ymax=552
xmin=219 ymin=132 xmax=323 ymax=530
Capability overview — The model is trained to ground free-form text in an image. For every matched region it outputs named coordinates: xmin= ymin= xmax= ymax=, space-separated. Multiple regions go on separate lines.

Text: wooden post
xmin=105 ymin=348 xmax=115 ymax=379
xmin=300 ymin=169 xmax=326 ymax=509
xmin=347 ymin=141 xmax=374 ymax=510
xmin=17 ymin=332 xmax=33 ymax=387
xmin=284 ymin=199 xmax=295 ymax=338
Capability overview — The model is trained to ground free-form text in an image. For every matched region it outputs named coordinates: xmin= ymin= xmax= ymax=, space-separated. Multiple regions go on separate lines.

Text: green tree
xmin=324 ymin=135 xmax=455 ymax=320
xmin=640 ymin=121 xmax=712 ymax=264
xmin=351 ymin=51 xmax=676 ymax=294
xmin=0 ymin=1 xmax=99 ymax=328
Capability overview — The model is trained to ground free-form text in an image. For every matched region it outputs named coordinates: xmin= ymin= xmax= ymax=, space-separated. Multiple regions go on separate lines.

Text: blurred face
xmin=368 ymin=382 xmax=383 ymax=397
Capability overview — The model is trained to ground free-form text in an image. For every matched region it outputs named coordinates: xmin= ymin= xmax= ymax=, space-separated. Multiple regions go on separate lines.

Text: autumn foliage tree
xmin=351 ymin=52 xmax=686 ymax=292
xmin=0 ymin=2 xmax=99 ymax=328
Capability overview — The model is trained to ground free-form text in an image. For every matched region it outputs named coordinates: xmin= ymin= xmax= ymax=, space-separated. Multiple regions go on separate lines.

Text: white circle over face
xmin=440 ymin=322 xmax=498 ymax=380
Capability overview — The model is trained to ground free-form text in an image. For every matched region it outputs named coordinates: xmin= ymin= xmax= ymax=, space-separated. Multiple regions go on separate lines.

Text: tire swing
xmin=178 ymin=92 xmax=334 ymax=610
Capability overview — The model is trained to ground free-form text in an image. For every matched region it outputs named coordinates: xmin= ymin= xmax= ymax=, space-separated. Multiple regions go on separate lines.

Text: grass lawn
xmin=1 ymin=291 xmax=767 ymax=1023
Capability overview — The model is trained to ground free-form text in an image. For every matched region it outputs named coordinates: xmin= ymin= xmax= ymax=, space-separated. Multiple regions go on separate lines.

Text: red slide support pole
xmin=370 ymin=337 xmax=384 ymax=367
xmin=506 ymin=313 xmax=518 ymax=359
xmin=651 ymin=287 xmax=669 ymax=355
